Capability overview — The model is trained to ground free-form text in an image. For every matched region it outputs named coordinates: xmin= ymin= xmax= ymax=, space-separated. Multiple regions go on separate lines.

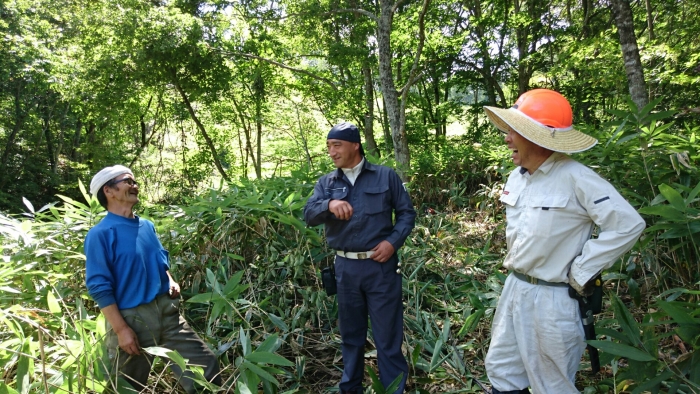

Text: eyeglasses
xmin=109 ymin=178 xmax=139 ymax=187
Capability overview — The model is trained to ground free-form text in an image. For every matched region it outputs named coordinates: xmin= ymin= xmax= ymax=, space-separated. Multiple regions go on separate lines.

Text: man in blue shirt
xmin=85 ymin=165 xmax=220 ymax=393
xmin=304 ymin=123 xmax=416 ymax=394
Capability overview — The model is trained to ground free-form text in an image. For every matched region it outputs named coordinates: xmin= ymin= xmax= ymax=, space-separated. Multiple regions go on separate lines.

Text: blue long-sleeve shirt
xmin=304 ymin=160 xmax=416 ymax=252
xmin=84 ymin=212 xmax=170 ymax=310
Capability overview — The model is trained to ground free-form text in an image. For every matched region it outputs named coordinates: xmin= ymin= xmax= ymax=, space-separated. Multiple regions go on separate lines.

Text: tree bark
xmin=611 ymin=0 xmax=649 ymax=110
xmin=362 ymin=60 xmax=379 ymax=157
xmin=253 ymin=72 xmax=265 ymax=179
xmin=376 ymin=0 xmax=408 ymax=176
xmin=376 ymin=0 xmax=430 ymax=179
xmin=644 ymin=0 xmax=654 ymax=40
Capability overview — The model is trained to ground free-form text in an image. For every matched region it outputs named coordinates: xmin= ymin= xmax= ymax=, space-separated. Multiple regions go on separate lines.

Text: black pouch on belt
xmin=321 ymin=266 xmax=337 ymax=296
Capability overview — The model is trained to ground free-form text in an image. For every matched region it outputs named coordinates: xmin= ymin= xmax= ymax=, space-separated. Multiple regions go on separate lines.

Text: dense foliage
xmin=2 ymin=0 xmax=700 ymax=392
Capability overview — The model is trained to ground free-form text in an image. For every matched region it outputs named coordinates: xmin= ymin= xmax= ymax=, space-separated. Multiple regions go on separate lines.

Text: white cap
xmin=89 ymin=165 xmax=133 ymax=197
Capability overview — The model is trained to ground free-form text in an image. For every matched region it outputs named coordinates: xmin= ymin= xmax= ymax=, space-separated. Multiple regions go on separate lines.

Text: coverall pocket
xmin=364 ymin=185 xmax=389 ymax=214
xmin=527 ymin=194 xmax=568 ymax=237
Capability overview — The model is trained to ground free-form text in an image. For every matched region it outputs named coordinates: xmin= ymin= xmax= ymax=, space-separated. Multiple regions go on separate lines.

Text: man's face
xmin=105 ymin=174 xmax=139 ymax=207
xmin=504 ymin=128 xmax=551 ymax=172
xmin=327 ymin=139 xmax=360 ymax=169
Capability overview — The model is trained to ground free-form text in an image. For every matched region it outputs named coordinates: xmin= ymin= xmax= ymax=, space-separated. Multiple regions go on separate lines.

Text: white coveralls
xmin=485 ymin=153 xmax=646 ymax=393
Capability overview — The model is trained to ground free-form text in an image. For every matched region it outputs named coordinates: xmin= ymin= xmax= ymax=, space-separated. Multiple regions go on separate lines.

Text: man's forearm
xmin=101 ymin=304 xmax=129 ymax=333
xmin=101 ymin=303 xmax=141 ymax=355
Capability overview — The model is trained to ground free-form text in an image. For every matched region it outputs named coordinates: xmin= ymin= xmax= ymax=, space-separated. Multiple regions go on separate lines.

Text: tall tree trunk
xmin=71 ymin=119 xmax=82 ymax=161
xmin=1 ymin=85 xmax=25 ymax=171
xmin=644 ymin=0 xmax=654 ymax=40
xmin=611 ymin=0 xmax=649 ymax=110
xmin=231 ymin=95 xmax=255 ymax=179
xmin=294 ymin=104 xmax=313 ymax=168
xmin=171 ymin=72 xmax=231 ymax=183
xmin=86 ymin=122 xmax=97 ymax=166
xmin=433 ymin=76 xmax=444 ymax=138
xmin=376 ymin=0 xmax=430 ymax=179
xmin=362 ymin=60 xmax=379 ymax=157
xmin=44 ymin=116 xmax=55 ymax=173
xmin=253 ymin=72 xmax=265 ymax=179
xmin=377 ymin=0 xmax=409 ymax=177
xmin=378 ymin=97 xmax=392 ymax=154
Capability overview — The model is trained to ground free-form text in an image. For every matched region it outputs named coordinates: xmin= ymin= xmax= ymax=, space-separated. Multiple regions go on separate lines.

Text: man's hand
xmin=166 ymin=271 xmax=180 ymax=299
xmin=329 ymin=200 xmax=354 ymax=220
xmin=371 ymin=241 xmax=395 ymax=263
xmin=568 ymin=271 xmax=594 ymax=296
xmin=116 ymin=325 xmax=141 ymax=355
xmin=169 ymin=281 xmax=181 ymax=299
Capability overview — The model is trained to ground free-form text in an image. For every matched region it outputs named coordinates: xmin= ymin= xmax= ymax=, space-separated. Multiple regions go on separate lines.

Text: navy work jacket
xmin=304 ymin=160 xmax=416 ymax=252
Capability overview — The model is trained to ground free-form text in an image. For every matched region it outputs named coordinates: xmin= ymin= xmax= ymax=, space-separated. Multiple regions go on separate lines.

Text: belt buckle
xmin=357 ymin=252 xmax=367 ymax=259
xmin=527 ymin=275 xmax=538 ymax=285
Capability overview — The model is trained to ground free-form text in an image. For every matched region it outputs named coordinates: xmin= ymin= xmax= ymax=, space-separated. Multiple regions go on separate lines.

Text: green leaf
xmin=0 ymin=382 xmax=20 ymax=394
xmin=17 ymin=340 xmax=33 ymax=394
xmin=627 ymin=278 xmax=641 ymax=307
xmin=240 ymin=327 xmax=251 ymax=356
xmin=46 ymin=290 xmax=61 ymax=314
xmin=657 ymin=301 xmax=700 ymax=345
xmin=587 ymin=340 xmax=656 ymax=361
xmin=686 ymin=182 xmax=700 ymax=205
xmin=630 ymin=369 xmax=673 ymax=394
xmin=610 ymin=293 xmax=643 ymax=346
xmin=166 ymin=349 xmax=189 ymax=371
xmin=255 ymin=334 xmax=281 ymax=354
xmin=245 ymin=352 xmax=294 ymax=366
xmin=429 ymin=339 xmax=443 ymax=372
xmin=658 ymin=184 xmax=687 ymax=212
xmin=143 ymin=346 xmax=175 ymax=359
xmin=240 ymin=361 xmax=280 ymax=385
xmin=267 ymin=313 xmax=288 ymax=332
xmin=638 ymin=206 xmax=686 ymax=221
xmin=186 ymin=292 xmax=222 ymax=303
xmin=235 ymin=381 xmax=255 ymax=394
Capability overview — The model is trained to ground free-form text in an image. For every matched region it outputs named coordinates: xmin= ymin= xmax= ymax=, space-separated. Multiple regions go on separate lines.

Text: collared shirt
xmin=304 ymin=160 xmax=416 ymax=252
xmin=500 ymin=152 xmax=645 ymax=285
xmin=342 ymin=158 xmax=365 ymax=185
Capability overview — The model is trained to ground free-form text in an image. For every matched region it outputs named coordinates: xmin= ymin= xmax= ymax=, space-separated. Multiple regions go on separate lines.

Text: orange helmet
xmin=512 ymin=89 xmax=573 ymax=130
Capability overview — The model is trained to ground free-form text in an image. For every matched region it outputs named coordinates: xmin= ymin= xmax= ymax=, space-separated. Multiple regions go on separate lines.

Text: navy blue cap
xmin=328 ymin=122 xmax=364 ymax=156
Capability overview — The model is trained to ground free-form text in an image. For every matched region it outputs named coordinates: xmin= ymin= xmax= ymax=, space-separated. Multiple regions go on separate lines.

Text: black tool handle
xmin=582 ymin=322 xmax=600 ymax=373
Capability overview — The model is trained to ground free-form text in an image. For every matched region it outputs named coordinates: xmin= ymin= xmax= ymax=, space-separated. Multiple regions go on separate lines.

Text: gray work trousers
xmin=105 ymin=294 xmax=220 ymax=393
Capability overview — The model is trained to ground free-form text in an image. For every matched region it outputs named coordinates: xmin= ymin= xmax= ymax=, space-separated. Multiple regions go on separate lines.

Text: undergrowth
xmin=0 ymin=102 xmax=699 ymax=393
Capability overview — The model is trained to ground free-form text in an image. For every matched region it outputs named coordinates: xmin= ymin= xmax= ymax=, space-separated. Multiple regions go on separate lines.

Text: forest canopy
xmin=1 ymin=0 xmax=698 ymax=212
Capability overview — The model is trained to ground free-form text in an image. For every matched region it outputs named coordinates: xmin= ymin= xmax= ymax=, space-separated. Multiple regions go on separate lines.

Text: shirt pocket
xmin=364 ymin=185 xmax=389 ymax=215
xmin=500 ymin=191 xmax=520 ymax=207
xmin=326 ymin=186 xmax=348 ymax=200
xmin=527 ymin=194 xmax=569 ymax=236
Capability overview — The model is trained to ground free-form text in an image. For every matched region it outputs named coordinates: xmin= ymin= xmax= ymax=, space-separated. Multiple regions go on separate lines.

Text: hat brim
xmin=484 ymin=106 xmax=597 ymax=153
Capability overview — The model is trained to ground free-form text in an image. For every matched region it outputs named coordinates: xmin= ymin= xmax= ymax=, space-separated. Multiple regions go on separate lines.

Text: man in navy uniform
xmin=304 ymin=123 xmax=416 ymax=393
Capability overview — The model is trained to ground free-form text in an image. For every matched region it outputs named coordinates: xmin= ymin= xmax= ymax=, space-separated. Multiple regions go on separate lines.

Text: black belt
xmin=512 ymin=271 xmax=568 ymax=287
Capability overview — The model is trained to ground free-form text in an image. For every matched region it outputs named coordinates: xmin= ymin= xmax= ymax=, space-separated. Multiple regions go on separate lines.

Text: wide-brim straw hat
xmin=484 ymin=89 xmax=597 ymax=153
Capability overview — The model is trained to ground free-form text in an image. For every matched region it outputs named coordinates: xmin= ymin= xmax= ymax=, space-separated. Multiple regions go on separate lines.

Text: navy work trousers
xmin=335 ymin=254 xmax=407 ymax=394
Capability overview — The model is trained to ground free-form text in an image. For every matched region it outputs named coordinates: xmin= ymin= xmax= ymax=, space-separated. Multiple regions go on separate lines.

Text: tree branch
xmin=220 ymin=50 xmax=339 ymax=91
xmin=399 ymin=0 xmax=430 ymax=99
xmin=324 ymin=8 xmax=378 ymax=23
